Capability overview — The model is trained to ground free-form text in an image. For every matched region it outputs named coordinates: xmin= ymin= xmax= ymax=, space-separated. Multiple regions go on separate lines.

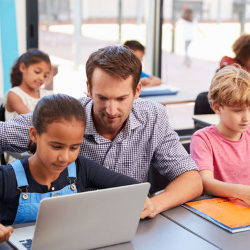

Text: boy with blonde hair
xmin=191 ymin=66 xmax=250 ymax=204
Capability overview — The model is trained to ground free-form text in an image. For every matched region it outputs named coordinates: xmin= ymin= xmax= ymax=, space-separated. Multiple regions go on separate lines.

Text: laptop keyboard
xmin=19 ymin=239 xmax=32 ymax=250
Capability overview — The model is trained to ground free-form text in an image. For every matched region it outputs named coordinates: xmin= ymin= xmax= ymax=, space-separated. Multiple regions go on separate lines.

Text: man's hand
xmin=0 ymin=224 xmax=14 ymax=242
xmin=141 ymin=197 xmax=158 ymax=219
xmin=141 ymin=171 xmax=202 ymax=219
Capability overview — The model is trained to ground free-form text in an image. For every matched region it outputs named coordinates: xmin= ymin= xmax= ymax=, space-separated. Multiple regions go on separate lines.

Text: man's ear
xmin=29 ymin=126 xmax=38 ymax=143
xmin=134 ymin=81 xmax=142 ymax=100
xmin=86 ymin=81 xmax=92 ymax=98
xmin=211 ymin=103 xmax=221 ymax=114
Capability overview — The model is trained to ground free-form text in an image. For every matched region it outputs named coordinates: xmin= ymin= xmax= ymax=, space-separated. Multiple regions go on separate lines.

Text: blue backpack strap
xmin=67 ymin=162 xmax=76 ymax=178
xmin=10 ymin=160 xmax=28 ymax=187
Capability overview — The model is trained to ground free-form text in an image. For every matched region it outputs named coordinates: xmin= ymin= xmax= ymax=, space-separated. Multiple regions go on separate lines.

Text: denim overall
xmin=10 ymin=160 xmax=77 ymax=224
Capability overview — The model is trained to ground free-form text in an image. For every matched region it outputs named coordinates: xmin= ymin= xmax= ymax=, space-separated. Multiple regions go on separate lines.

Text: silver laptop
xmin=8 ymin=182 xmax=150 ymax=250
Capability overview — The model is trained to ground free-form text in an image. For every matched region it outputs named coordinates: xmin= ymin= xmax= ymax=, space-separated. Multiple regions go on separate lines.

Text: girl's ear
xmin=19 ymin=63 xmax=26 ymax=73
xmin=29 ymin=126 xmax=38 ymax=143
xmin=211 ymin=102 xmax=221 ymax=114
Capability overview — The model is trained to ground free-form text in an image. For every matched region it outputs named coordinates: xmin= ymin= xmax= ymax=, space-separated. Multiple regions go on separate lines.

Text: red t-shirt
xmin=219 ymin=56 xmax=239 ymax=69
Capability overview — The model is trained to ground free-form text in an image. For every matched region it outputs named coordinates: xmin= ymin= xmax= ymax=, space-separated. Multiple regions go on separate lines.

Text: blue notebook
xmin=140 ymin=85 xmax=179 ymax=97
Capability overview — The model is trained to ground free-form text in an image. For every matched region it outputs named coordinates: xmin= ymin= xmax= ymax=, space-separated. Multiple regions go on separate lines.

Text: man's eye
xmin=99 ymin=97 xmax=107 ymax=101
xmin=70 ymin=146 xmax=79 ymax=150
xmin=117 ymin=98 xmax=125 ymax=101
xmin=52 ymin=145 xmax=61 ymax=149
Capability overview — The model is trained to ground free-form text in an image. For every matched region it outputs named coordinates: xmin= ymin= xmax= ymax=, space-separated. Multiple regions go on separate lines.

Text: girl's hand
xmin=0 ymin=224 xmax=14 ymax=242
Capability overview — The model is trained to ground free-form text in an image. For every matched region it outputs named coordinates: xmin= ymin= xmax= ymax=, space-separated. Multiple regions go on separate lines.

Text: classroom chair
xmin=194 ymin=91 xmax=214 ymax=130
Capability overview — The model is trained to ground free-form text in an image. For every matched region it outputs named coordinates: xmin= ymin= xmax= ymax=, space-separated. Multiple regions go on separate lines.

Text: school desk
xmin=140 ymin=91 xmax=196 ymax=105
xmin=0 ymin=214 xmax=218 ymax=250
xmin=162 ymin=205 xmax=250 ymax=250
xmin=192 ymin=114 xmax=220 ymax=127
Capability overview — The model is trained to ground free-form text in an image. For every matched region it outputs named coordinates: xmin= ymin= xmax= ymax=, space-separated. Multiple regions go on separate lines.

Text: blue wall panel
xmin=0 ymin=0 xmax=19 ymax=95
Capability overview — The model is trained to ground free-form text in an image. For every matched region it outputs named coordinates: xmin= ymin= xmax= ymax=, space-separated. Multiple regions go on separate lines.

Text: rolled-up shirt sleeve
xmin=0 ymin=113 xmax=32 ymax=154
xmin=151 ymin=106 xmax=198 ymax=182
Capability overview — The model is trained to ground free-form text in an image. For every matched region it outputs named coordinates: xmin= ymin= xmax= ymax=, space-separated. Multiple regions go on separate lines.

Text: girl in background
xmin=4 ymin=49 xmax=53 ymax=163
xmin=5 ymin=48 xmax=52 ymax=121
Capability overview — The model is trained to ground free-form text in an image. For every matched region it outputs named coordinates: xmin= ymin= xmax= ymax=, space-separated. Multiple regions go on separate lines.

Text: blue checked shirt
xmin=0 ymin=97 xmax=197 ymax=182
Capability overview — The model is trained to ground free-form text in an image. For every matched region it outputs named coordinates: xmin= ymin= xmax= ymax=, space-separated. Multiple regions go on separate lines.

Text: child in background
xmin=4 ymin=49 xmax=53 ymax=163
xmin=218 ymin=34 xmax=250 ymax=73
xmin=178 ymin=7 xmax=196 ymax=66
xmin=190 ymin=66 xmax=250 ymax=204
xmin=5 ymin=48 xmax=53 ymax=121
xmin=0 ymin=94 xmax=139 ymax=228
xmin=123 ymin=40 xmax=161 ymax=87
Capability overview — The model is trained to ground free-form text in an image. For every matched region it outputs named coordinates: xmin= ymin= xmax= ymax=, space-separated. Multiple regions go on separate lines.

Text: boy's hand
xmin=0 ymin=224 xmax=14 ymax=242
xmin=237 ymin=185 xmax=250 ymax=206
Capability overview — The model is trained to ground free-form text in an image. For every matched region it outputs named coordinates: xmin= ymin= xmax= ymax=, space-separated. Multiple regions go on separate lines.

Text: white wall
xmin=163 ymin=0 xmax=235 ymax=21
xmin=16 ymin=0 xmax=26 ymax=54
xmin=78 ymin=0 xmax=242 ymax=21
xmin=81 ymin=0 xmax=145 ymax=20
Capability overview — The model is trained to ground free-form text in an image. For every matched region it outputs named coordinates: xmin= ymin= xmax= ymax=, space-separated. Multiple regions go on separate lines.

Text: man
xmin=0 ymin=46 xmax=202 ymax=218
xmin=124 ymin=40 xmax=161 ymax=87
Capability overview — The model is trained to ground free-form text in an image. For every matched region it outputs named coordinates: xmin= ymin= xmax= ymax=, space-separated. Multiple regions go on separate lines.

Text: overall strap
xmin=10 ymin=160 xmax=28 ymax=187
xmin=67 ymin=161 xmax=76 ymax=178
